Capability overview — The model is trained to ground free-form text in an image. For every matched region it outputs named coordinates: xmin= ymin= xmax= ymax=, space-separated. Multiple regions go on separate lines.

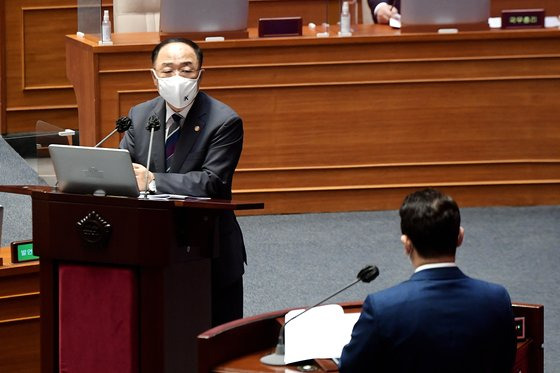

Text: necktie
xmin=165 ymin=113 xmax=182 ymax=172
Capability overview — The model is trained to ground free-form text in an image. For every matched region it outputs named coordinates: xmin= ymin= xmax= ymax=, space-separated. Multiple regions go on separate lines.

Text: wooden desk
xmin=198 ymin=302 xmax=544 ymax=373
xmin=0 ymin=247 xmax=40 ymax=373
xmin=66 ymin=25 xmax=560 ymax=214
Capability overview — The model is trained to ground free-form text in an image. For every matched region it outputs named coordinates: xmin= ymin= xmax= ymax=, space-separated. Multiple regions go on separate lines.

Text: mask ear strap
xmin=150 ymin=69 xmax=159 ymax=80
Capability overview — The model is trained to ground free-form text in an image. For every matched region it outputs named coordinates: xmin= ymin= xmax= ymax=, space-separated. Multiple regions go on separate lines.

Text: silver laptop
xmin=159 ymin=0 xmax=248 ymax=33
xmin=49 ymin=144 xmax=140 ymax=197
xmin=401 ymin=0 xmax=489 ymax=29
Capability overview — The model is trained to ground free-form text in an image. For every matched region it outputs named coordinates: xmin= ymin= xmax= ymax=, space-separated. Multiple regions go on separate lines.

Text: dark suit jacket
xmin=120 ymin=92 xmax=245 ymax=285
xmin=339 ymin=267 xmax=516 ymax=373
xmin=368 ymin=0 xmax=401 ymax=22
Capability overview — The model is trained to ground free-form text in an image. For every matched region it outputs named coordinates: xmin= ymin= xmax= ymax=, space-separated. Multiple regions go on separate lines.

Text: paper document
xmin=144 ymin=194 xmax=210 ymax=200
xmin=284 ymin=304 xmax=360 ymax=364
xmin=389 ymin=14 xmax=401 ymax=29
xmin=545 ymin=16 xmax=560 ymax=28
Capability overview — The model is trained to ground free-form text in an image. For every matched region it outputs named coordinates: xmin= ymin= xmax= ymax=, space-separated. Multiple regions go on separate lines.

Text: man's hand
xmin=376 ymin=3 xmax=398 ymax=24
xmin=132 ymin=163 xmax=154 ymax=191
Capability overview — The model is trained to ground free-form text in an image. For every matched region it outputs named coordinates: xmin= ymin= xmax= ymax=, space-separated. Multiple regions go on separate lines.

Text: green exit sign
xmin=11 ymin=241 xmax=39 ymax=263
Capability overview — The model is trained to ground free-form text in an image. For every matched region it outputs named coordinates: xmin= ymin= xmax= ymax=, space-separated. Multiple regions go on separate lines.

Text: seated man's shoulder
xmin=131 ymin=96 xmax=162 ymax=112
xmin=465 ymin=276 xmax=511 ymax=300
xmin=365 ymin=280 xmax=417 ymax=308
xmin=199 ymin=92 xmax=241 ymax=121
xmin=367 ymin=275 xmax=510 ymax=310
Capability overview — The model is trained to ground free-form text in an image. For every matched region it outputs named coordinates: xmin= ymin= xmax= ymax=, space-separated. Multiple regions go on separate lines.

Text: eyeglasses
xmin=154 ymin=68 xmax=202 ymax=79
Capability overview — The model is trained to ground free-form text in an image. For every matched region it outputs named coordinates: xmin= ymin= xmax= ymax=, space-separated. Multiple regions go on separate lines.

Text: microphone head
xmin=357 ymin=265 xmax=379 ymax=283
xmin=115 ymin=116 xmax=132 ymax=133
xmin=146 ymin=115 xmax=161 ymax=131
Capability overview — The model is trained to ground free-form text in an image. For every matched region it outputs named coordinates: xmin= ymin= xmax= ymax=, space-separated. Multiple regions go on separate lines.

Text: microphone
xmin=95 ymin=116 xmax=132 ymax=147
xmin=143 ymin=115 xmax=161 ymax=197
xmin=260 ymin=264 xmax=380 ymax=366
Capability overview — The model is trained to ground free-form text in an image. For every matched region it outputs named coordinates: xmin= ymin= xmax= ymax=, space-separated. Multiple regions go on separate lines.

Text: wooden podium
xmin=0 ymin=185 xmax=263 ymax=373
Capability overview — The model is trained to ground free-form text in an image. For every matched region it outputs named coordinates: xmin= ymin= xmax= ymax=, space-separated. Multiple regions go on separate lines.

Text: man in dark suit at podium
xmin=339 ymin=188 xmax=516 ymax=372
xmin=120 ymin=38 xmax=246 ymax=326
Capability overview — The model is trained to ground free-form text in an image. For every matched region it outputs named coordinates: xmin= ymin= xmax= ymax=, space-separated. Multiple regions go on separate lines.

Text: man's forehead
xmin=155 ymin=43 xmax=198 ymax=66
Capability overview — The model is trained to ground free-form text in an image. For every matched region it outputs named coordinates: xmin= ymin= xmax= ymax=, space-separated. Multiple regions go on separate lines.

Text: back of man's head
xmin=399 ymin=188 xmax=461 ymax=258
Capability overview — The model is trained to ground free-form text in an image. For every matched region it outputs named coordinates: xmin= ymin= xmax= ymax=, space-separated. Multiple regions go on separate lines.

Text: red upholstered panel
xmin=59 ymin=264 xmax=138 ymax=373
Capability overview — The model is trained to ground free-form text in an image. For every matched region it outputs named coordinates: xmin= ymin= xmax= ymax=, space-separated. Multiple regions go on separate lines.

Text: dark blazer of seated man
xmin=120 ymin=37 xmax=245 ymax=327
xmin=339 ymin=188 xmax=516 ymax=373
xmin=368 ymin=0 xmax=400 ymax=24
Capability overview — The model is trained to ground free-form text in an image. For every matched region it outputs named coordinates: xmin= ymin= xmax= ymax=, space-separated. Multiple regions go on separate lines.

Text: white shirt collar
xmin=165 ymin=103 xmax=192 ymax=125
xmin=414 ymin=262 xmax=457 ymax=273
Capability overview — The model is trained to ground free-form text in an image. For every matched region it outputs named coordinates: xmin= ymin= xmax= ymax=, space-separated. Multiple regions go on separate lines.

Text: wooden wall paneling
xmin=199 ymin=33 xmax=557 ymax=67
xmin=0 ymin=293 xmax=40 ymax=320
xmin=0 ymin=263 xmax=40 ymax=373
xmin=6 ymin=107 xmax=78 ymax=134
xmin=206 ymin=31 xmax=559 ymax=212
xmin=100 ymin=70 xmax=157 ymax=148
xmin=4 ymin=0 xmax=78 ymax=136
xmin=210 ymin=79 xmax=560 ymax=168
xmin=232 ymin=161 xmax=560 ymax=190
xmin=0 ymin=319 xmax=41 ymax=372
xmin=198 ymin=33 xmax=560 ymax=169
xmin=547 ymin=0 xmax=560 ymax=15
xmin=21 ymin=6 xmax=75 ymax=90
xmin=234 ymin=183 xmax=560 ymax=215
xmin=491 ymin=0 xmax=560 ymax=16
xmin=492 ymin=0 xmax=546 ymax=15
xmin=65 ymin=37 xmax=100 ymax=145
xmin=0 ymin=270 xmax=39 ymax=297
xmin=97 ymin=45 xmax=155 ymax=148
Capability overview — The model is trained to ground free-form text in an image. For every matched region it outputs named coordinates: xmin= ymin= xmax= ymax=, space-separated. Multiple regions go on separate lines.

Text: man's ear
xmin=150 ymin=69 xmax=158 ymax=88
xmin=457 ymin=226 xmax=465 ymax=247
xmin=401 ymin=234 xmax=414 ymax=256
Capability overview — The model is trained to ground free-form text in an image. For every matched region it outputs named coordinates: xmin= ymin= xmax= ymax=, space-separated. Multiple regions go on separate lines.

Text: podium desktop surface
xmin=197 ymin=302 xmax=543 ymax=373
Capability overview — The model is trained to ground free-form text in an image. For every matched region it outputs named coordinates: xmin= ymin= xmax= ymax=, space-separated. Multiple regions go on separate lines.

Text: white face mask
xmin=151 ymin=69 xmax=200 ymax=109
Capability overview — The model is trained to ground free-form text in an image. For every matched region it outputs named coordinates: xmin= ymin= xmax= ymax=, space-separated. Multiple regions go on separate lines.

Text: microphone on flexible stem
xmin=260 ymin=264 xmax=380 ymax=366
xmin=143 ymin=115 xmax=161 ymax=198
xmin=95 ymin=116 xmax=133 ymax=147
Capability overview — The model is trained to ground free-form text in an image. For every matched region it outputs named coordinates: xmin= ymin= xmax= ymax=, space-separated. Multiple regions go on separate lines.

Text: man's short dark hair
xmin=151 ymin=38 xmax=204 ymax=69
xmin=399 ymin=188 xmax=461 ymax=258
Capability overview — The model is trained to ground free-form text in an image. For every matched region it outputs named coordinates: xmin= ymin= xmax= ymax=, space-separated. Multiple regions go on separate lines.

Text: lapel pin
xmin=194 ymin=125 xmax=200 ymax=132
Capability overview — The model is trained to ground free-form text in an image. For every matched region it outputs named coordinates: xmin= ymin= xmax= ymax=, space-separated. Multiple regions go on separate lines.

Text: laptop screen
xmin=48 ymin=145 xmax=140 ymax=197
xmin=401 ymin=0 xmax=489 ymax=29
xmin=160 ymin=0 xmax=248 ymax=33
